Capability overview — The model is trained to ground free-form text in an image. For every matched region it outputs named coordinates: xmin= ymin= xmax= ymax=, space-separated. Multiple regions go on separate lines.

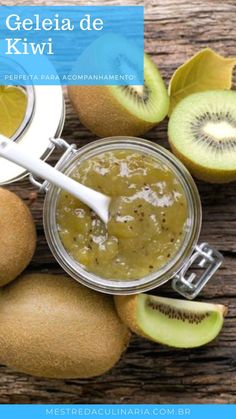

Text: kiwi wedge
xmin=0 ymin=274 xmax=130 ymax=378
xmin=0 ymin=188 xmax=36 ymax=286
xmin=168 ymin=90 xmax=236 ymax=183
xmin=68 ymin=53 xmax=169 ymax=137
xmin=115 ymin=294 xmax=227 ymax=348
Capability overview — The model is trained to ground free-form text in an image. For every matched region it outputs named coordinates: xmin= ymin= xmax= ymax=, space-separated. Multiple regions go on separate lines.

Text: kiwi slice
xmin=115 ymin=294 xmax=227 ymax=348
xmin=68 ymin=53 xmax=169 ymax=137
xmin=168 ymin=90 xmax=236 ymax=183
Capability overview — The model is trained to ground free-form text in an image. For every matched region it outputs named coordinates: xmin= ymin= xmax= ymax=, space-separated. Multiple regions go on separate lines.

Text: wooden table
xmin=0 ymin=0 xmax=236 ymax=404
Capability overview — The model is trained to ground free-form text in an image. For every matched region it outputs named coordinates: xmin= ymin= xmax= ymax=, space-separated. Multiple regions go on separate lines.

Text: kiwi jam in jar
xmin=44 ymin=137 xmax=222 ymax=297
xmin=56 ymin=150 xmax=188 ymax=280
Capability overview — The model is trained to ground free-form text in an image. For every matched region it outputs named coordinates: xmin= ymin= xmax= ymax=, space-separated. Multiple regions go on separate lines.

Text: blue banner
xmin=0 ymin=405 xmax=235 ymax=419
xmin=0 ymin=6 xmax=144 ymax=85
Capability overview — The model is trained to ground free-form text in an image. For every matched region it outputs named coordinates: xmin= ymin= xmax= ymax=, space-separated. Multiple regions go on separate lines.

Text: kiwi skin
xmin=115 ymin=295 xmax=150 ymax=341
xmin=0 ymin=188 xmax=36 ymax=286
xmin=169 ymin=142 xmax=236 ymax=184
xmin=0 ymin=274 xmax=130 ymax=379
xmin=68 ymin=54 xmax=169 ymax=137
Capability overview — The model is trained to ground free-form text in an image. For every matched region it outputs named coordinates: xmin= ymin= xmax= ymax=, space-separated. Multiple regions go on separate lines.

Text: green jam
xmin=56 ymin=150 xmax=188 ymax=280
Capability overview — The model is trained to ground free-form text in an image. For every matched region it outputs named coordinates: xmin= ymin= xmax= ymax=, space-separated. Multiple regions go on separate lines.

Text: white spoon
xmin=0 ymin=135 xmax=111 ymax=224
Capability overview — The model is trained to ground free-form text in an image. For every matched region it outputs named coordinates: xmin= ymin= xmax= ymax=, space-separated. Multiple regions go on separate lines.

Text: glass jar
xmin=0 ymin=58 xmax=65 ymax=185
xmin=41 ymin=136 xmax=223 ymax=299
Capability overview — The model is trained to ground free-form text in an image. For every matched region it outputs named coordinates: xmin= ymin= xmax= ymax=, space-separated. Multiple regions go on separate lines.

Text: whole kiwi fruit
xmin=0 ymin=273 xmax=130 ymax=378
xmin=0 ymin=188 xmax=36 ymax=286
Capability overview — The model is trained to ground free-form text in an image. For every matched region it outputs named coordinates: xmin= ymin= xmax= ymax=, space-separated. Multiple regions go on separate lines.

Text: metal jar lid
xmin=0 ymin=59 xmax=65 ymax=185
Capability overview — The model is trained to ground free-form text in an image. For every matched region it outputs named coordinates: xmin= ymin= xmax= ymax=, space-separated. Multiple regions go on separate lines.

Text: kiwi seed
xmin=190 ymin=111 xmax=236 ymax=151
xmin=147 ymin=299 xmax=209 ymax=324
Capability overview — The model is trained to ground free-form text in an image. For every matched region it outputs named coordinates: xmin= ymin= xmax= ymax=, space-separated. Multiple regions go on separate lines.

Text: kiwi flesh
xmin=0 ymin=274 xmax=130 ymax=378
xmin=168 ymin=90 xmax=236 ymax=183
xmin=0 ymin=188 xmax=36 ymax=286
xmin=115 ymin=294 xmax=227 ymax=348
xmin=68 ymin=53 xmax=169 ymax=137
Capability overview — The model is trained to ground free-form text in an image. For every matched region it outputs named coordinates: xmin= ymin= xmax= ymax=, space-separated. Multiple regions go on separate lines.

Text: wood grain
xmin=0 ymin=0 xmax=236 ymax=405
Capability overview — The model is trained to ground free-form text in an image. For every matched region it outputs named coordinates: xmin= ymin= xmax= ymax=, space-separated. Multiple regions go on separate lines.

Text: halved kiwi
xmin=68 ymin=53 xmax=169 ymax=137
xmin=115 ymin=294 xmax=227 ymax=348
xmin=168 ymin=90 xmax=236 ymax=183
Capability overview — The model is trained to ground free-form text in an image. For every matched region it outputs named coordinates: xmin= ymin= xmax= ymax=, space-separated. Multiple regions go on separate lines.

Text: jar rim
xmin=44 ymin=136 xmax=202 ymax=295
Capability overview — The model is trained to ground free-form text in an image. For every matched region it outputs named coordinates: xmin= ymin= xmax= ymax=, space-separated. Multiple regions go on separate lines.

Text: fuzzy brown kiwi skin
xmin=0 ymin=188 xmax=36 ymax=286
xmin=114 ymin=295 xmax=151 ymax=340
xmin=0 ymin=274 xmax=130 ymax=379
xmin=169 ymin=140 xmax=236 ymax=184
xmin=68 ymin=85 xmax=156 ymax=137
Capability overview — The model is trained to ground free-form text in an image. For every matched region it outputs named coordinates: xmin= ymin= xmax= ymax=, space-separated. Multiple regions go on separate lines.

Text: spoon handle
xmin=0 ymin=135 xmax=110 ymax=224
